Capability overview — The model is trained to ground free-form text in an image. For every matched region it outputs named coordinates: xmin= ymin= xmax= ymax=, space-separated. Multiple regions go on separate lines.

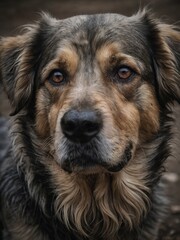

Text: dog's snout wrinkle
xmin=61 ymin=109 xmax=102 ymax=143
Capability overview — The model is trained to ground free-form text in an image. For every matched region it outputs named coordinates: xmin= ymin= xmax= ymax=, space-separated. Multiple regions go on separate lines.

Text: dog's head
xmin=0 ymin=11 xmax=180 ymax=174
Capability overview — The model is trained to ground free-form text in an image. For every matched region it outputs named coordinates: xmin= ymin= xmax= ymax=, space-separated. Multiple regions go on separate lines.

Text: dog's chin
xmin=61 ymin=159 xmax=130 ymax=174
xmin=60 ymin=142 xmax=133 ymax=174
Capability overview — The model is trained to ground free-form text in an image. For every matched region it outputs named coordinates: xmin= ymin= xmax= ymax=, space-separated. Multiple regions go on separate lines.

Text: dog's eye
xmin=118 ymin=67 xmax=133 ymax=80
xmin=48 ymin=70 xmax=65 ymax=85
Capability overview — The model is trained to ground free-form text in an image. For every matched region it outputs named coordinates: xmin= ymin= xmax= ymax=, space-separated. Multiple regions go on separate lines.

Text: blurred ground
xmin=0 ymin=0 xmax=180 ymax=239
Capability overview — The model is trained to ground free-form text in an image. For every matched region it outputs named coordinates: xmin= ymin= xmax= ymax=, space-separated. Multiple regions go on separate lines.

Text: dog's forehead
xmin=59 ymin=13 xmax=128 ymax=31
xmin=48 ymin=14 xmax=146 ymax=50
xmin=38 ymin=13 xmax=150 ymax=70
xmin=43 ymin=14 xmax=147 ymax=62
xmin=60 ymin=14 xmax=137 ymax=41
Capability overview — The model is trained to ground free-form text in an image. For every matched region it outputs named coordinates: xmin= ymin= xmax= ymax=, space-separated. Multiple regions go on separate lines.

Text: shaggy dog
xmin=0 ymin=10 xmax=180 ymax=240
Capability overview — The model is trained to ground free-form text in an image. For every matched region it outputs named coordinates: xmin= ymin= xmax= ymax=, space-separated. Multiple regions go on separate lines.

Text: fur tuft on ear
xmin=138 ymin=10 xmax=180 ymax=105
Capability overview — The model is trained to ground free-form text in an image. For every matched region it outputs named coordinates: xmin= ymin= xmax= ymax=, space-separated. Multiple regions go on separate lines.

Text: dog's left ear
xmin=141 ymin=11 xmax=180 ymax=105
xmin=156 ymin=24 xmax=180 ymax=104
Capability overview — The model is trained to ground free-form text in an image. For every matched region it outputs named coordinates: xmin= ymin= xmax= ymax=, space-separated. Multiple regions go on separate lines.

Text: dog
xmin=0 ymin=9 xmax=179 ymax=240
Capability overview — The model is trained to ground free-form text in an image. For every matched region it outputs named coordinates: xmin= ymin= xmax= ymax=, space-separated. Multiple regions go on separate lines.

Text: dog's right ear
xmin=0 ymin=13 xmax=56 ymax=115
xmin=0 ymin=34 xmax=35 ymax=115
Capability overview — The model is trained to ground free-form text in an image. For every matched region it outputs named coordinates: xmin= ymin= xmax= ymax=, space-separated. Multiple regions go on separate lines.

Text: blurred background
xmin=0 ymin=0 xmax=179 ymax=239
xmin=0 ymin=0 xmax=180 ymax=36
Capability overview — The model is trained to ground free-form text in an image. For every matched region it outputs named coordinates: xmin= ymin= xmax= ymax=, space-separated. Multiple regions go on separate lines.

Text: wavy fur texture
xmin=0 ymin=9 xmax=180 ymax=240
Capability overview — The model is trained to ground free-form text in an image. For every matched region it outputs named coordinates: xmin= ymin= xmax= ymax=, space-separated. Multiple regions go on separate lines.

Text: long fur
xmin=0 ymin=10 xmax=180 ymax=240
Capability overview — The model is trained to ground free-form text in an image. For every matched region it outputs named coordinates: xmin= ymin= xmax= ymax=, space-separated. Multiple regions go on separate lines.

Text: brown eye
xmin=48 ymin=70 xmax=65 ymax=85
xmin=118 ymin=67 xmax=133 ymax=80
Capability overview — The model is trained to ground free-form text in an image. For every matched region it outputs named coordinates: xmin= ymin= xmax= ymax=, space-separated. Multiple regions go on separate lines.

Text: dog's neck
xmin=46 ymin=158 xmax=150 ymax=239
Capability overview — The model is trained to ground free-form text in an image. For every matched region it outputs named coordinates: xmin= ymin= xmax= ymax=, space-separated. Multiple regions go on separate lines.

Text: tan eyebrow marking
xmin=41 ymin=48 xmax=79 ymax=80
xmin=97 ymin=43 xmax=144 ymax=74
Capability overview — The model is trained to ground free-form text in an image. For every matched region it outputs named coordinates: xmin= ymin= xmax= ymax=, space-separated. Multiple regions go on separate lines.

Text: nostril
xmin=62 ymin=120 xmax=76 ymax=136
xmin=83 ymin=121 xmax=101 ymax=136
xmin=61 ymin=110 xmax=79 ymax=136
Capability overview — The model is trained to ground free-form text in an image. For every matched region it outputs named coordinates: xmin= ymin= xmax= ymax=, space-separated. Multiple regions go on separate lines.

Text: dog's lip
xmin=61 ymin=142 xmax=133 ymax=174
xmin=61 ymin=159 xmax=129 ymax=174
xmin=105 ymin=142 xmax=133 ymax=172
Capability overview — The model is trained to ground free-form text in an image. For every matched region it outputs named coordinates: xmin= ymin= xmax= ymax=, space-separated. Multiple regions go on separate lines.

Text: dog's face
xmin=35 ymin=15 xmax=161 ymax=174
xmin=0 ymin=12 xmax=179 ymax=175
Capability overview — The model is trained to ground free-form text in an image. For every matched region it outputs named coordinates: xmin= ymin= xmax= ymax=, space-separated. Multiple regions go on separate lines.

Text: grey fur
xmin=0 ymin=10 xmax=180 ymax=240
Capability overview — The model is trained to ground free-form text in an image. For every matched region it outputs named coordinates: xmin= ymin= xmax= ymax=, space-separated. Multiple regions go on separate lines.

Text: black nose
xmin=61 ymin=109 xmax=102 ymax=143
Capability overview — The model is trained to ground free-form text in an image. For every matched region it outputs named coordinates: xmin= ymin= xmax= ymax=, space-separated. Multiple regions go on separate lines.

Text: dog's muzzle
xmin=60 ymin=109 xmax=133 ymax=173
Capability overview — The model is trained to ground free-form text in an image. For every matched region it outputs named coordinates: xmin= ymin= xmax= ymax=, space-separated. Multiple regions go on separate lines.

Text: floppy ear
xmin=0 ymin=14 xmax=53 ymax=115
xmin=0 ymin=34 xmax=36 ymax=115
xmin=141 ymin=11 xmax=180 ymax=105
xmin=155 ymin=24 xmax=180 ymax=104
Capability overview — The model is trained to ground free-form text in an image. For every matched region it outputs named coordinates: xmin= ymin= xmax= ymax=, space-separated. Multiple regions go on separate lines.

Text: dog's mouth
xmin=60 ymin=142 xmax=133 ymax=174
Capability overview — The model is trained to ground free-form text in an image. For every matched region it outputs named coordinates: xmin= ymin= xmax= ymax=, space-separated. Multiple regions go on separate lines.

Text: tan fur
xmin=41 ymin=47 xmax=79 ymax=81
xmin=97 ymin=44 xmax=143 ymax=75
xmin=46 ymin=152 xmax=150 ymax=239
